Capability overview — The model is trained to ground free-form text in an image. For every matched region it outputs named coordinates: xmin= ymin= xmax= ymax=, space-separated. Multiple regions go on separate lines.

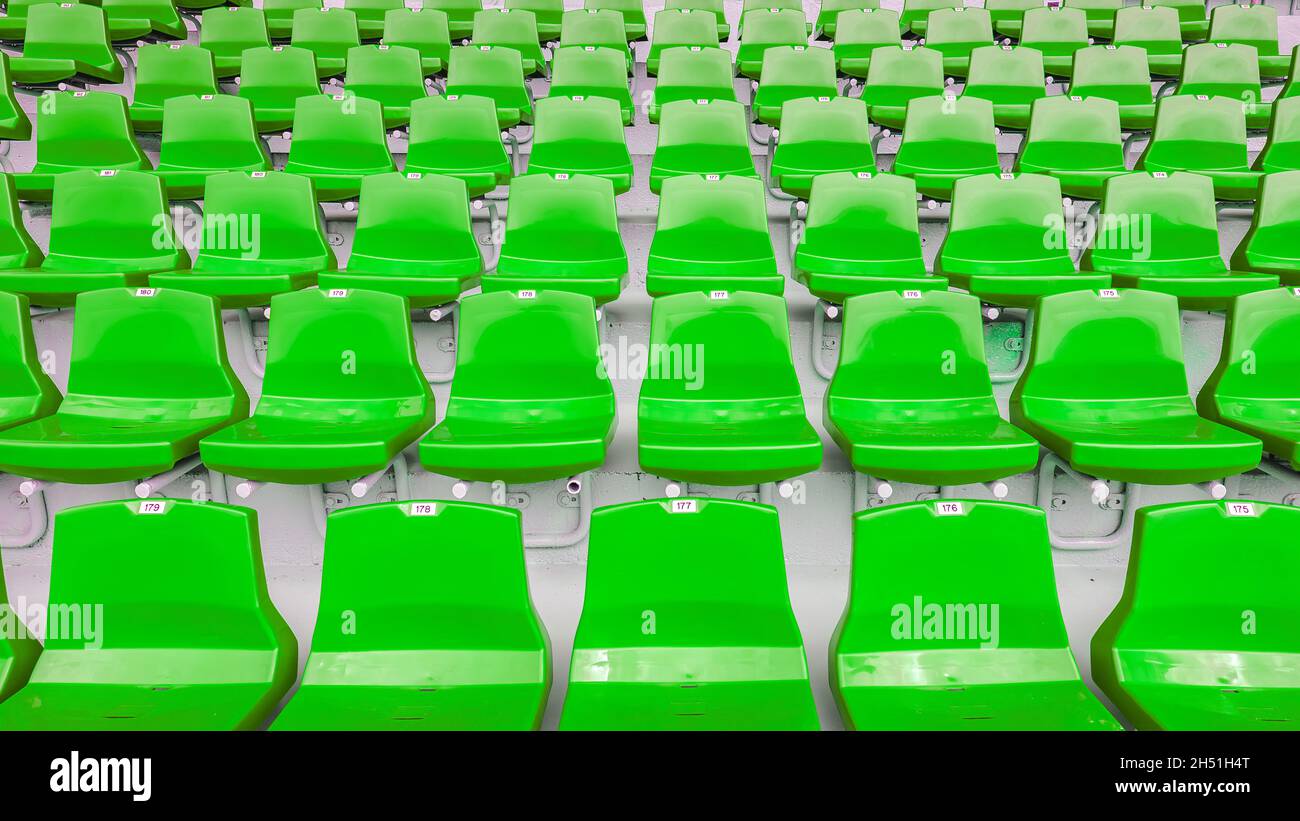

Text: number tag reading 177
xmin=936 ymin=501 xmax=965 ymax=516
xmin=139 ymin=501 xmax=165 ymax=514
xmin=1226 ymin=502 xmax=1256 ymax=517
xmin=670 ymin=500 xmax=698 ymax=513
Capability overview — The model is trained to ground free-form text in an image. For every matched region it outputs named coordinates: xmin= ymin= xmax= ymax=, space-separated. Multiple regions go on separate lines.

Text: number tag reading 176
xmin=936 ymin=501 xmax=965 ymax=516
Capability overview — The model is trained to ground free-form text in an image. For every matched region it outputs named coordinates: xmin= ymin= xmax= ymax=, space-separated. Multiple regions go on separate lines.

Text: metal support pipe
xmin=523 ymin=472 xmax=592 ymax=548
xmin=1034 ymin=453 xmax=1142 ymax=550
xmin=135 ymin=454 xmax=203 ymax=499
xmin=1 ymin=485 xmax=49 ymax=548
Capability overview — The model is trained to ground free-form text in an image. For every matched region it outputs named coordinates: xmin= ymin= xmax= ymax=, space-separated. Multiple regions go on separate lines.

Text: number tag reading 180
xmin=670 ymin=499 xmax=698 ymax=513
xmin=410 ymin=502 xmax=437 ymax=516
xmin=936 ymin=501 xmax=965 ymax=516
xmin=1226 ymin=502 xmax=1256 ymax=517
xmin=138 ymin=501 xmax=166 ymax=514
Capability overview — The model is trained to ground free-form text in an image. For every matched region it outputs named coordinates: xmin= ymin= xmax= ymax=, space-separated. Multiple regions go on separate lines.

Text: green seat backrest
xmin=3 ymin=0 xmax=75 ymax=25
xmin=832 ymin=8 xmax=901 ymax=56
xmin=446 ymin=289 xmax=612 ymax=424
xmin=862 ymin=45 xmax=944 ymax=108
xmin=200 ymin=6 xmax=271 ymax=66
xmin=425 ymin=0 xmax=482 ymax=37
xmin=1198 ymin=287 xmax=1300 ymax=413
xmin=667 ymin=0 xmax=727 ymax=26
xmin=1069 ymin=45 xmax=1155 ymax=106
xmin=586 ymin=0 xmax=646 ymax=34
xmin=1147 ymin=0 xmax=1205 ymax=26
xmin=899 ymin=0 xmax=961 ymax=32
xmin=776 ymin=96 xmax=873 ymax=161
xmin=652 ymin=175 xmax=774 ymax=267
xmin=1063 ymin=0 xmax=1123 ymax=26
xmin=307 ymin=501 xmax=544 ymax=661
xmin=652 ymin=99 xmax=752 ymax=176
xmin=345 ymin=0 xmax=402 ymax=33
xmin=382 ymin=8 xmax=452 ymax=68
xmin=0 ymin=52 xmax=30 ymax=141
xmin=344 ymin=44 xmax=427 ymax=108
xmin=1012 ymin=288 xmax=1188 ymax=411
xmin=285 ymin=93 xmax=394 ymax=170
xmin=1141 ymin=94 xmax=1249 ymax=171
xmin=33 ymin=91 xmax=147 ymax=171
xmin=528 ymin=95 xmax=629 ymax=180
xmin=574 ymin=499 xmax=804 ymax=655
xmin=264 ymin=0 xmax=320 ymax=33
xmin=1231 ymin=170 xmax=1300 ymax=271
xmin=754 ymin=44 xmax=837 ymax=98
xmin=549 ymin=45 xmax=636 ymax=115
xmin=1083 ymin=172 xmax=1226 ymax=276
xmin=642 ymin=291 xmax=801 ymax=411
xmin=156 ymin=95 xmax=272 ymax=173
xmin=924 ymin=7 xmax=993 ymax=57
xmin=1020 ymin=6 xmax=1089 ymax=54
xmin=942 ymin=173 xmax=1072 ymax=271
xmin=445 ymin=45 xmax=530 ymax=117
xmin=499 ymin=173 xmax=624 ymax=268
xmin=652 ymin=46 xmax=736 ymax=106
xmin=44 ymin=171 xmax=187 ymax=274
xmin=560 ymin=8 xmax=627 ymax=52
xmin=507 ymin=0 xmax=563 ymax=30
xmin=0 ymin=289 xmax=60 ymax=434
xmin=1178 ymin=42 xmax=1262 ymax=101
xmin=798 ymin=172 xmax=925 ymax=275
xmin=132 ymin=44 xmax=218 ymax=110
xmin=838 ymin=501 xmax=1078 ymax=680
xmin=1259 ymin=97 xmax=1300 ymax=172
xmin=1095 ymin=500 xmax=1300 ymax=673
xmin=1208 ymin=2 xmax=1281 ymax=57
xmin=62 ymin=287 xmax=246 ymax=421
xmin=1113 ymin=5 xmax=1182 ymax=55
xmin=191 ymin=172 xmax=336 ymax=276
xmin=1018 ymin=95 xmax=1126 ymax=172
xmin=406 ymin=94 xmax=509 ymax=185
xmin=817 ymin=0 xmax=880 ymax=34
xmin=472 ymin=8 xmax=542 ymax=60
xmin=964 ymin=45 xmax=1048 ymax=104
xmin=738 ymin=8 xmax=807 ymax=50
xmin=20 ymin=3 xmax=116 ymax=68
xmin=237 ymin=46 xmax=323 ymax=113
xmin=896 ymin=95 xmax=998 ymax=169
xmin=348 ymin=172 xmax=480 ymax=277
xmin=34 ymin=499 xmax=293 ymax=686
xmin=0 ymin=174 xmax=43 ymax=270
xmin=259 ymin=287 xmax=429 ymax=414
xmin=292 ymin=7 xmax=361 ymax=62
xmin=832 ymin=290 xmax=999 ymax=412
xmin=648 ymin=9 xmax=720 ymax=65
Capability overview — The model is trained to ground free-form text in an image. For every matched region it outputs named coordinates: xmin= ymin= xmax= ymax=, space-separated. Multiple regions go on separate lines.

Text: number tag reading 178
xmin=670 ymin=500 xmax=698 ymax=513
xmin=410 ymin=502 xmax=436 ymax=516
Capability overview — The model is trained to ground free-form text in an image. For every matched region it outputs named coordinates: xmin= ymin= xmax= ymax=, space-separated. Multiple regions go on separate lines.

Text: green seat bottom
xmin=420 ymin=417 xmax=611 ymax=484
xmin=837 ymin=681 xmax=1122 ymax=730
xmin=1107 ymin=270 xmax=1279 ymax=310
xmin=639 ymin=417 xmax=822 ymax=485
xmin=1116 ymin=683 xmax=1300 ymax=731
xmin=828 ymin=418 xmax=1040 ymax=486
xmin=794 ymin=270 xmax=948 ymax=305
xmin=0 ymin=270 xmax=153 ymax=308
xmin=270 ymin=683 xmax=547 ymax=730
xmin=560 ymin=681 xmax=820 ymax=730
xmin=316 ymin=271 xmax=476 ymax=309
xmin=945 ymin=272 xmax=1113 ymax=309
xmin=148 ymin=271 xmax=319 ymax=309
xmin=0 ymin=682 xmax=283 ymax=731
xmin=481 ymin=271 xmax=625 ymax=307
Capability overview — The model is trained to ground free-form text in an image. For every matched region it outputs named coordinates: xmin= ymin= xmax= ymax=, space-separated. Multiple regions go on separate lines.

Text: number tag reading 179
xmin=138 ymin=501 xmax=166 ymax=514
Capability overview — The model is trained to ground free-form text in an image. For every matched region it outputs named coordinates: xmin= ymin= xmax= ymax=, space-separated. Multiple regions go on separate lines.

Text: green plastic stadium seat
xmin=420 ymin=290 xmax=616 ymax=482
xmin=0 ymin=0 xmax=63 ymax=42
xmin=751 ymin=45 xmax=837 ymax=126
xmin=831 ymin=8 xmax=900 ymax=79
xmin=646 ymin=9 xmax=719 ymax=76
xmin=560 ymin=498 xmax=819 ymax=730
xmin=346 ymin=0 xmax=402 ymax=39
xmin=0 ymin=500 xmax=295 ymax=730
xmin=647 ymin=46 xmax=736 ymax=123
xmin=1147 ymin=0 xmax=1208 ymax=41
xmin=937 ymin=173 xmax=1107 ymax=307
xmin=426 ymin=0 xmax=481 ymax=40
xmin=1198 ymin=287 xmax=1300 ymax=467
xmin=736 ymin=9 xmax=807 ymax=79
xmin=1092 ymin=500 xmax=1300 ymax=730
xmin=201 ymin=7 xmax=270 ymax=78
xmin=560 ymin=9 xmax=631 ymax=73
xmin=270 ymin=501 xmax=550 ymax=730
xmin=0 ymin=55 xmax=31 ymax=141
xmin=507 ymin=0 xmax=562 ymax=40
xmin=1068 ymin=45 xmax=1156 ymax=130
xmin=1014 ymin=95 xmax=1126 ymax=202
xmin=1178 ymin=42 xmax=1271 ymax=130
xmin=446 ymin=45 xmax=532 ymax=127
xmin=586 ymin=0 xmax=645 ymax=41
xmin=834 ymin=500 xmax=1121 ymax=730
xmin=404 ymin=95 xmax=511 ymax=197
xmin=1019 ymin=6 xmax=1089 ymax=77
xmin=1010 ymin=288 xmax=1263 ymax=484
xmin=985 ymin=0 xmax=1036 ymax=38
xmin=150 ymin=171 xmax=336 ymax=308
xmin=961 ymin=45 xmax=1046 ymax=131
xmin=0 ymin=176 xmax=41 ymax=276
xmin=526 ymin=96 xmax=633 ymax=194
xmin=826 ymin=291 xmax=1039 ymax=485
xmin=549 ymin=45 xmax=635 ymax=125
xmin=282 ymin=93 xmax=397 ymax=201
xmin=638 ymin=291 xmax=822 ymax=484
xmin=1082 ymin=172 xmax=1277 ymax=307
xmin=128 ymin=45 xmax=219 ymax=132
xmin=667 ymin=0 xmax=729 ymax=40
xmin=899 ymin=0 xmax=960 ymax=37
xmin=1255 ymin=97 xmax=1300 ymax=174
xmin=15 ymin=91 xmax=150 ymax=201
xmin=199 ymin=288 xmax=434 ymax=484
xmin=0 ymin=557 xmax=39 ymax=698
xmin=152 ymin=95 xmax=273 ymax=200
xmin=1064 ymin=0 xmax=1122 ymax=39
xmin=490 ymin=173 xmax=627 ymax=304
xmin=292 ymin=6 xmax=360 ymax=77
xmin=739 ymin=0 xmax=806 ymax=34
xmin=1112 ymin=5 xmax=1183 ymax=77
xmin=860 ymin=45 xmax=944 ymax=131
xmin=923 ymin=7 xmax=992 ymax=77
xmin=10 ymin=3 xmax=122 ymax=86
xmin=793 ymin=172 xmax=944 ymax=302
xmin=345 ymin=44 xmax=428 ymax=127
xmin=649 ymin=99 xmax=756 ymax=193
xmin=647 ymin=175 xmax=780 ymax=297
xmin=1208 ymin=2 xmax=1289 ymax=78
xmin=1230 ymin=170 xmax=1300 ymax=284
xmin=382 ymin=8 xmax=451 ymax=75
xmin=0 ymin=290 xmax=60 ymax=436
xmin=238 ymin=46 xmax=325 ymax=133
xmin=102 ymin=0 xmax=186 ymax=42
xmin=0 ymin=288 xmax=247 ymax=485
xmin=0 ymin=171 xmax=184 ymax=307
xmin=1138 ymin=95 xmax=1262 ymax=201
xmin=264 ymin=0 xmax=319 ymax=39
xmin=892 ymin=95 xmax=1000 ymax=201
xmin=472 ymin=9 xmax=545 ymax=76
xmin=319 ymin=172 xmax=481 ymax=306
xmin=817 ymin=0 xmax=879 ymax=39
xmin=770 ymin=96 xmax=874 ymax=198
